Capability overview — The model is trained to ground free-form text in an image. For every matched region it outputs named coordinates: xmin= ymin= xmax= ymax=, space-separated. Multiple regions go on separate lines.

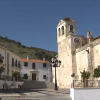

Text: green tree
xmin=16 ymin=41 xmax=21 ymax=45
xmin=80 ymin=70 xmax=90 ymax=87
xmin=71 ymin=73 xmax=75 ymax=88
xmin=0 ymin=66 xmax=5 ymax=78
xmin=80 ymin=70 xmax=90 ymax=79
xmin=12 ymin=71 xmax=21 ymax=81
xmin=71 ymin=73 xmax=75 ymax=78
xmin=93 ymin=66 xmax=100 ymax=78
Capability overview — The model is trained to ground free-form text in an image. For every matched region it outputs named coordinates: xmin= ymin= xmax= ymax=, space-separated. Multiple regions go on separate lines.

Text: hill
xmin=0 ymin=36 xmax=57 ymax=61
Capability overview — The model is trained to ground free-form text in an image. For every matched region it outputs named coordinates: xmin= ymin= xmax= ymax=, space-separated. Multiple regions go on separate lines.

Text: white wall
xmin=6 ymin=50 xmax=21 ymax=76
xmin=70 ymin=88 xmax=100 ymax=100
xmin=21 ymin=61 xmax=51 ymax=82
xmin=76 ymin=49 xmax=88 ymax=80
xmin=0 ymin=47 xmax=21 ymax=77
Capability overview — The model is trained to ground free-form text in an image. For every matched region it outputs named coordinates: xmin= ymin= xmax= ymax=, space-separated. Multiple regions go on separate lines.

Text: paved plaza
xmin=0 ymin=89 xmax=71 ymax=100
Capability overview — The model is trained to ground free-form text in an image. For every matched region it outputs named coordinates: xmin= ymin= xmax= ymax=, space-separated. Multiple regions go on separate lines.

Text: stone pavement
xmin=0 ymin=89 xmax=71 ymax=100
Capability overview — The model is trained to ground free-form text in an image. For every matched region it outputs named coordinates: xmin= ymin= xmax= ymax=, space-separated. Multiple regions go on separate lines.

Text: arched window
xmin=70 ymin=25 xmax=73 ymax=33
xmin=88 ymin=31 xmax=91 ymax=36
xmin=62 ymin=26 xmax=64 ymax=35
xmin=58 ymin=28 xmax=60 ymax=37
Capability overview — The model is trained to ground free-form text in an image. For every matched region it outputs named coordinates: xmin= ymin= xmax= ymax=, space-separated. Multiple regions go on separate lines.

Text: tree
xmin=12 ymin=71 xmax=21 ymax=81
xmin=80 ymin=70 xmax=90 ymax=79
xmin=0 ymin=54 xmax=5 ymax=79
xmin=93 ymin=66 xmax=100 ymax=79
xmin=23 ymin=74 xmax=28 ymax=80
xmin=71 ymin=73 xmax=75 ymax=78
xmin=80 ymin=70 xmax=90 ymax=87
xmin=71 ymin=73 xmax=75 ymax=88
xmin=0 ymin=66 xmax=5 ymax=78
xmin=16 ymin=41 xmax=21 ymax=45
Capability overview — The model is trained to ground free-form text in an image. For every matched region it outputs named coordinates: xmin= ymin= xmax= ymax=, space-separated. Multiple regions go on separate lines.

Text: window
xmin=18 ymin=61 xmax=20 ymax=68
xmin=88 ymin=31 xmax=91 ymax=36
xmin=24 ymin=62 xmax=28 ymax=66
xmin=70 ymin=25 xmax=73 ymax=33
xmin=43 ymin=75 xmax=46 ymax=79
xmin=0 ymin=59 xmax=3 ymax=63
xmin=12 ymin=58 xmax=14 ymax=66
xmin=24 ymin=74 xmax=27 ymax=77
xmin=0 ymin=54 xmax=4 ymax=63
xmin=32 ymin=63 xmax=35 ymax=69
xmin=62 ymin=26 xmax=64 ymax=35
xmin=23 ymin=74 xmax=28 ymax=79
xmin=15 ymin=60 xmax=17 ymax=67
xmin=43 ymin=63 xmax=46 ymax=67
xmin=58 ymin=28 xmax=60 ymax=37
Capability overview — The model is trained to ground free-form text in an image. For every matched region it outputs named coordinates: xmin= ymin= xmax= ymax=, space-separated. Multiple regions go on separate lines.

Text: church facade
xmin=52 ymin=17 xmax=100 ymax=88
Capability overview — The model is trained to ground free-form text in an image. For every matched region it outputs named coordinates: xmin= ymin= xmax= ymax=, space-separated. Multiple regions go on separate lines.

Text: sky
xmin=0 ymin=0 xmax=100 ymax=52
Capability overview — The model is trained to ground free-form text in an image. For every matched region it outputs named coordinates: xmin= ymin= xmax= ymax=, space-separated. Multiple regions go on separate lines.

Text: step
xmin=1 ymin=95 xmax=72 ymax=100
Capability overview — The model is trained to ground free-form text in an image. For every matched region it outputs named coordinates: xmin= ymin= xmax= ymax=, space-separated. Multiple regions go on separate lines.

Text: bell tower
xmin=57 ymin=17 xmax=76 ymax=43
xmin=54 ymin=17 xmax=78 ymax=88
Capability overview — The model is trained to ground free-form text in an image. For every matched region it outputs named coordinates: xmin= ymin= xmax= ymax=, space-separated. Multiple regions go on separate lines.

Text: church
xmin=52 ymin=17 xmax=100 ymax=88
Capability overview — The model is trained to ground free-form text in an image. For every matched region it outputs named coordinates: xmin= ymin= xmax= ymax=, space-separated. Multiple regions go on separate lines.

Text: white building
xmin=21 ymin=58 xmax=51 ymax=82
xmin=0 ymin=46 xmax=21 ymax=79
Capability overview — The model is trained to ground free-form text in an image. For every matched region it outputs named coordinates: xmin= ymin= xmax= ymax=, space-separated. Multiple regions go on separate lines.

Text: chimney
xmin=43 ymin=58 xmax=45 ymax=61
xmin=27 ymin=56 xmax=29 ymax=60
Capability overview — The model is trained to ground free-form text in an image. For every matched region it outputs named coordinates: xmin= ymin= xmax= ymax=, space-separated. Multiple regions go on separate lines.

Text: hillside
xmin=0 ymin=36 xmax=57 ymax=61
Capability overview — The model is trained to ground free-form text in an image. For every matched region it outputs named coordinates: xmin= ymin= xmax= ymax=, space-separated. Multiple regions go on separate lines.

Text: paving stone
xmin=0 ymin=89 xmax=71 ymax=100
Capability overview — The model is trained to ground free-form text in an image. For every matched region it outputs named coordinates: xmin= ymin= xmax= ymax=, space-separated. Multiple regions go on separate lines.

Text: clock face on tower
xmin=74 ymin=38 xmax=79 ymax=43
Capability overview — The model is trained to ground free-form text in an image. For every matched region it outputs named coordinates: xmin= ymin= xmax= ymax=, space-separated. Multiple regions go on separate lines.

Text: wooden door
xmin=32 ymin=73 xmax=36 ymax=80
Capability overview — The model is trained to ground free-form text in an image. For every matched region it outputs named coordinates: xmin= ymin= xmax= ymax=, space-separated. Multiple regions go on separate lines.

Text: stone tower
xmin=57 ymin=17 xmax=76 ymax=43
xmin=54 ymin=17 xmax=82 ymax=88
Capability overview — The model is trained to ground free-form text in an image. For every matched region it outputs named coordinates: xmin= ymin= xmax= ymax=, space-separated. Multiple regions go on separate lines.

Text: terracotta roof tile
xmin=21 ymin=59 xmax=49 ymax=63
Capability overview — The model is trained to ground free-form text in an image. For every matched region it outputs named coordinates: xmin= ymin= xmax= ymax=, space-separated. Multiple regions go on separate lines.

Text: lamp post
xmin=50 ymin=55 xmax=61 ymax=90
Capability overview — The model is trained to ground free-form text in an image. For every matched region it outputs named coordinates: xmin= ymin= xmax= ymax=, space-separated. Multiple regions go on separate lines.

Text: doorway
xmin=32 ymin=73 xmax=36 ymax=80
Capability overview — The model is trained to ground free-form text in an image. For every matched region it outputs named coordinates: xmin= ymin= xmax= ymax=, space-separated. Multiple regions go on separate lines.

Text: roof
xmin=62 ymin=17 xmax=75 ymax=22
xmin=21 ymin=59 xmax=49 ymax=63
xmin=57 ymin=17 xmax=75 ymax=27
xmin=93 ymin=36 xmax=100 ymax=41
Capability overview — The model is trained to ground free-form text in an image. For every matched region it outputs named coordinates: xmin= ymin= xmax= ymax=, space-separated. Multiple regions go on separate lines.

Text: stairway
xmin=23 ymin=81 xmax=55 ymax=89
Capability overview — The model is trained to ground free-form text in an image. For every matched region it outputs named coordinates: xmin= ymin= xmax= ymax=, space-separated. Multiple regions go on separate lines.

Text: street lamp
xmin=50 ymin=55 xmax=61 ymax=90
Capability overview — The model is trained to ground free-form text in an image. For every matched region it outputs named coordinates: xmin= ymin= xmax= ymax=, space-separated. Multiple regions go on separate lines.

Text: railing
xmin=0 ymin=75 xmax=23 ymax=81
xmin=73 ymin=80 xmax=100 ymax=88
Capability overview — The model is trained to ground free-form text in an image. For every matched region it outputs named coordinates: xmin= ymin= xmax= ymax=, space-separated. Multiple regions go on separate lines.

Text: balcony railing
xmin=0 ymin=75 xmax=23 ymax=81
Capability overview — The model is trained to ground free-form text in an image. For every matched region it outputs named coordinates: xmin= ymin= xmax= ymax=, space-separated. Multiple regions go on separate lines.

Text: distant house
xmin=21 ymin=57 xmax=51 ymax=82
xmin=0 ymin=46 xmax=21 ymax=79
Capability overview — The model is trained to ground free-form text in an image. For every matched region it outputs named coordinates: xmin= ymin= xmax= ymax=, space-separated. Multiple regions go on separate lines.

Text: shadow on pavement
xmin=0 ymin=89 xmax=70 ymax=95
